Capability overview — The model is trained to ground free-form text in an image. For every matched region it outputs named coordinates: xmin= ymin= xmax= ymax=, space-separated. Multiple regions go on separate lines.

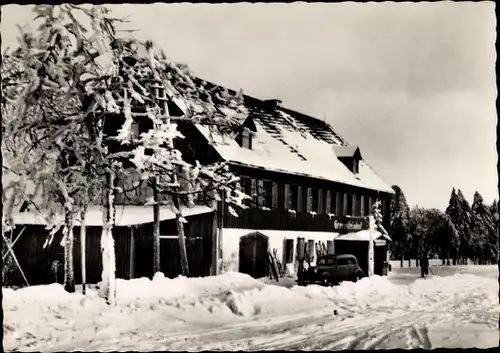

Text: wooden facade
xmin=219 ymin=164 xmax=392 ymax=233
xmin=8 ymin=212 xmax=214 ymax=287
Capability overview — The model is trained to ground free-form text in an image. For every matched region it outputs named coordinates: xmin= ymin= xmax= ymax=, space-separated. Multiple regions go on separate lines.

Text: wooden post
xmin=219 ymin=190 xmax=225 ymax=274
xmin=129 ymin=226 xmax=135 ymax=279
xmin=368 ymin=215 xmax=375 ymax=277
xmin=153 ymin=177 xmax=160 ymax=275
xmin=80 ymin=207 xmax=87 ymax=295
xmin=210 ymin=201 xmax=218 ymax=276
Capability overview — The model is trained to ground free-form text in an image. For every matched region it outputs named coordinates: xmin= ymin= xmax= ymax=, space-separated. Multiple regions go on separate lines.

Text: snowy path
xmin=4 ymin=267 xmax=499 ymax=351
xmin=113 ymin=276 xmax=492 ymax=351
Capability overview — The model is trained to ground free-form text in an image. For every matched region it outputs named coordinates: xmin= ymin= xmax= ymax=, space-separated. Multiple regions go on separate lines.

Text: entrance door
xmin=239 ymin=232 xmax=269 ymax=278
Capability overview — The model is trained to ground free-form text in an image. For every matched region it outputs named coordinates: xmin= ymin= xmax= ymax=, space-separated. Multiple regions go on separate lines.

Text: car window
xmin=337 ymin=257 xmax=356 ymax=266
xmin=318 ymin=257 xmax=335 ymax=265
xmin=336 ymin=258 xmax=349 ymax=266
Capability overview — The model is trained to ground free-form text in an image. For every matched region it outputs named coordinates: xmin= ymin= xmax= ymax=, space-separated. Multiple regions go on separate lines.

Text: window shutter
xmin=368 ymin=196 xmax=373 ymax=215
xmin=284 ymin=184 xmax=290 ymax=209
xmin=352 ymin=194 xmax=356 ymax=216
xmin=272 ymin=182 xmax=278 ymax=209
xmin=318 ymin=189 xmax=323 ymax=213
xmin=297 ymin=186 xmax=303 ymax=212
xmin=306 ymin=188 xmax=312 ymax=212
xmin=325 ymin=190 xmax=331 ymax=214
xmin=257 ymin=180 xmax=264 ymax=206
xmin=360 ymin=195 xmax=365 ymax=216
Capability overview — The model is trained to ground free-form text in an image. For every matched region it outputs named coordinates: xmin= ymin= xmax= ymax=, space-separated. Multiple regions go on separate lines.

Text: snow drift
xmin=3 ymin=270 xmax=498 ymax=352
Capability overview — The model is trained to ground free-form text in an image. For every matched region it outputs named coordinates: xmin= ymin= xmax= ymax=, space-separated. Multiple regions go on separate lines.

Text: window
xmin=318 ymin=257 xmax=335 ymax=265
xmin=326 ymin=240 xmax=334 ymax=254
xmin=307 ymin=239 xmax=315 ymax=259
xmin=355 ymin=194 xmax=361 ymax=216
xmin=337 ymin=257 xmax=349 ymax=266
xmin=337 ymin=192 xmax=343 ymax=216
xmin=363 ymin=196 xmax=370 ymax=216
xmin=318 ymin=189 xmax=325 ymax=213
xmin=368 ymin=196 xmax=373 ymax=214
xmin=329 ymin=191 xmax=337 ymax=215
xmin=345 ymin=193 xmax=353 ymax=216
xmin=251 ymin=179 xmax=258 ymax=206
xmin=241 ymin=129 xmax=252 ymax=149
xmin=297 ymin=186 xmax=303 ymax=212
xmin=288 ymin=184 xmax=299 ymax=211
xmin=284 ymin=239 xmax=294 ymax=264
xmin=352 ymin=159 xmax=359 ymax=174
xmin=262 ymin=180 xmax=274 ymax=208
xmin=240 ymin=177 xmax=252 ymax=207
xmin=325 ymin=191 xmax=331 ymax=214
xmin=306 ymin=188 xmax=312 ymax=212
xmin=311 ymin=188 xmax=319 ymax=212
xmin=337 ymin=257 xmax=356 ymax=266
xmin=257 ymin=180 xmax=264 ymax=206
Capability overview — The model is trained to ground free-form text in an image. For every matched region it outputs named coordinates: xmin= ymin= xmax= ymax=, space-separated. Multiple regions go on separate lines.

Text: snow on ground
xmin=3 ymin=267 xmax=499 ymax=352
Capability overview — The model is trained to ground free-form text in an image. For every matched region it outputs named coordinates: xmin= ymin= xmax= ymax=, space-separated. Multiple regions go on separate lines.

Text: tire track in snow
xmin=323 ymin=279 xmax=489 ymax=351
xmin=162 ymin=279 xmax=488 ymax=351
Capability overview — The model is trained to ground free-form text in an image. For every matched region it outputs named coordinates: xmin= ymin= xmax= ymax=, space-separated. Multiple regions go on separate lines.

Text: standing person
xmin=420 ymin=254 xmax=429 ymax=278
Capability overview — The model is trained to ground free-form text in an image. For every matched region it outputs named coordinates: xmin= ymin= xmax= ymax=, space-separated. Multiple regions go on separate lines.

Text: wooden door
xmin=239 ymin=233 xmax=269 ymax=278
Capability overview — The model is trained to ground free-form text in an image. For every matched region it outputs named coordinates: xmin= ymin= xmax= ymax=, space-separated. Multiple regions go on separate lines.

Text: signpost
xmin=368 ymin=215 xmax=375 ymax=277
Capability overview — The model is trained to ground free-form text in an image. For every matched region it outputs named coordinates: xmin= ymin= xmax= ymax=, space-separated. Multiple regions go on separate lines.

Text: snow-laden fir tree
xmin=470 ymin=192 xmax=496 ymax=264
xmin=390 ymin=185 xmax=411 ymax=267
xmin=445 ymin=188 xmax=473 ymax=265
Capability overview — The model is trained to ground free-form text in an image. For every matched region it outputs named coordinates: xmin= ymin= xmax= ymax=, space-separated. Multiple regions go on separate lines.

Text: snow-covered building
xmin=9 ymin=80 xmax=393 ymax=285
xmin=171 ymin=82 xmax=395 ymax=278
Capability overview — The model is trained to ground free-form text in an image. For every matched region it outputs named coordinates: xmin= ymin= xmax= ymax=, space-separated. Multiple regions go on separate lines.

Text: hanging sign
xmin=374 ymin=239 xmax=386 ymax=246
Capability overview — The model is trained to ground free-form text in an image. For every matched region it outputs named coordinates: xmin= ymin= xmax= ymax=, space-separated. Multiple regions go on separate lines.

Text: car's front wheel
xmin=321 ymin=275 xmax=332 ymax=287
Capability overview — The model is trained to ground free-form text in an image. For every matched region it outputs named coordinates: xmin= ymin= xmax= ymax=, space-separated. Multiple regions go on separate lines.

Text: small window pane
xmin=337 ymin=258 xmax=349 ymax=266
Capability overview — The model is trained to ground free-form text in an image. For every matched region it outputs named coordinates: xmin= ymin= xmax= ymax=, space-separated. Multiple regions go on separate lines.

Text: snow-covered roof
xmin=195 ymin=109 xmax=393 ymax=193
xmin=335 ymin=229 xmax=392 ymax=242
xmin=332 ymin=145 xmax=362 ymax=159
xmin=176 ymin=81 xmax=393 ymax=194
xmin=12 ymin=205 xmax=213 ymax=227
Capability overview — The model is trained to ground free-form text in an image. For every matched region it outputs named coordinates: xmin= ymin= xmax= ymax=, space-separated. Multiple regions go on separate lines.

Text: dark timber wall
xmin=7 ymin=212 xmax=215 ymax=287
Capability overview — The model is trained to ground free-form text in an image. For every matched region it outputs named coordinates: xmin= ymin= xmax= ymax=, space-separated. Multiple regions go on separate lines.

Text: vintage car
xmin=297 ymin=254 xmax=365 ymax=286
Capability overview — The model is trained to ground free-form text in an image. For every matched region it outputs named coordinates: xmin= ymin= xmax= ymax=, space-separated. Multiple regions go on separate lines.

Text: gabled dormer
xmin=333 ymin=145 xmax=363 ymax=174
xmin=236 ymin=116 xmax=257 ymax=150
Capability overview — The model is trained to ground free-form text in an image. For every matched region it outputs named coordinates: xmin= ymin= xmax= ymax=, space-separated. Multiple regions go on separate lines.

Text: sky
xmin=1 ymin=2 xmax=497 ymax=210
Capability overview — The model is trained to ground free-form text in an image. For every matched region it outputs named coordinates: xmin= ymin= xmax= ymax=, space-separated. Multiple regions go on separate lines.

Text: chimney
xmin=264 ymin=99 xmax=282 ymax=110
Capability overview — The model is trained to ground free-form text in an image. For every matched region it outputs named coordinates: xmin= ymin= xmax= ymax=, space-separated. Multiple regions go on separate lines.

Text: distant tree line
xmin=390 ymin=186 xmax=498 ymax=266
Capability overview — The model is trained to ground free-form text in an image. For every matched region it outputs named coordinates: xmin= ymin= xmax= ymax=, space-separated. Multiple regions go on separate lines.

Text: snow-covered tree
xmin=445 ymin=188 xmax=472 ymax=265
xmin=3 ymin=4 xmax=251 ymax=302
xmin=390 ymin=185 xmax=410 ymax=267
xmin=470 ymin=192 xmax=496 ymax=264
